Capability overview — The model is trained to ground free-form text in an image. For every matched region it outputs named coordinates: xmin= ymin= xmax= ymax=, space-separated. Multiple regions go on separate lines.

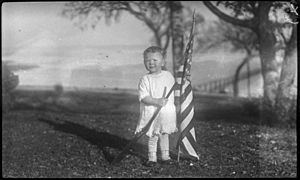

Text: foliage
xmin=2 ymin=62 xmax=19 ymax=112
xmin=61 ymin=2 xmax=206 ymax=50
xmin=241 ymin=98 xmax=261 ymax=118
xmin=275 ymin=95 xmax=297 ymax=128
xmin=195 ymin=19 xmax=258 ymax=55
xmin=259 ymin=95 xmax=297 ymax=128
xmin=216 ymin=1 xmax=258 ymax=19
xmin=205 ymin=1 xmax=295 ymax=56
xmin=215 ymin=1 xmax=293 ymax=21
xmin=204 ymin=1 xmax=295 ymax=54
xmin=287 ymin=96 xmax=297 ymax=128
xmin=239 ymin=96 xmax=296 ymax=128
xmin=61 ymin=1 xmax=171 ymax=50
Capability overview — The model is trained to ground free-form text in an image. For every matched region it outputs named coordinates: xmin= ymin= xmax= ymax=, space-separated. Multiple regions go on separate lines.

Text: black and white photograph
xmin=2 ymin=1 xmax=297 ymax=178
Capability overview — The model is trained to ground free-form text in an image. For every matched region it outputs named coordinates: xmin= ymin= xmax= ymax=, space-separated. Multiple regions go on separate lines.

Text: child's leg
xmin=159 ymin=133 xmax=170 ymax=160
xmin=148 ymin=135 xmax=158 ymax=162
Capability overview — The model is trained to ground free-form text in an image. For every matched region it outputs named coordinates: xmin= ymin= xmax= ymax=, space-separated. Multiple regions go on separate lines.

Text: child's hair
xmin=143 ymin=46 xmax=166 ymax=59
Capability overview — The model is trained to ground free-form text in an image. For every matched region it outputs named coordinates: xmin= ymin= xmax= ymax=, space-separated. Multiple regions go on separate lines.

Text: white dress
xmin=135 ymin=70 xmax=177 ymax=137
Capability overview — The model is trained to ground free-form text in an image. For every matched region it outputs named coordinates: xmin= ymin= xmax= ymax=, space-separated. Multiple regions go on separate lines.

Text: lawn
xmin=2 ymin=88 xmax=297 ymax=178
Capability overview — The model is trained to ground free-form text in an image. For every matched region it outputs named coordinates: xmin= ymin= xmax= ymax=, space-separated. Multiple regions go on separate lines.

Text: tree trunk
xmin=275 ymin=25 xmax=297 ymax=123
xmin=256 ymin=3 xmax=278 ymax=109
xmin=233 ymin=55 xmax=251 ymax=97
xmin=170 ymin=1 xmax=184 ymax=77
xmin=259 ymin=40 xmax=278 ymax=105
xmin=153 ymin=31 xmax=167 ymax=70
xmin=247 ymin=60 xmax=251 ymax=97
xmin=258 ymin=34 xmax=279 ymax=124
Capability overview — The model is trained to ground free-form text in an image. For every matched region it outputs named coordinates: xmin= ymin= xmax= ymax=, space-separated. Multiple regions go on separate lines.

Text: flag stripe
xmin=180 ymin=83 xmax=192 ymax=104
xmin=185 ymin=129 xmax=198 ymax=151
xmin=178 ymin=141 xmax=199 ymax=160
xmin=181 ymin=79 xmax=189 ymax=89
xmin=181 ymin=91 xmax=193 ymax=112
xmin=179 ymin=129 xmax=198 ymax=154
xmin=180 ymin=104 xmax=194 ymax=124
xmin=190 ymin=126 xmax=196 ymax=139
xmin=178 ymin=140 xmax=189 ymax=155
xmin=182 ymin=136 xmax=198 ymax=159
xmin=179 ymin=107 xmax=194 ymax=131
xmin=184 ymin=133 xmax=197 ymax=154
xmin=178 ymin=117 xmax=196 ymax=143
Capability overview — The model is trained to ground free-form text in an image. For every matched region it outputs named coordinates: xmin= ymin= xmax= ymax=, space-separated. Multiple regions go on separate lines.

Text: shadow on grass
xmin=38 ymin=117 xmax=148 ymax=165
xmin=13 ymin=89 xmax=139 ymax=115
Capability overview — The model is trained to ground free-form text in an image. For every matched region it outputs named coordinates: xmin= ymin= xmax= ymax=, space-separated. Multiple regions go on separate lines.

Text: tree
xmin=62 ymin=1 xmax=172 ymax=69
xmin=275 ymin=24 xmax=297 ymax=123
xmin=62 ymin=1 xmax=205 ymax=76
xmin=203 ymin=1 xmax=297 ymax=124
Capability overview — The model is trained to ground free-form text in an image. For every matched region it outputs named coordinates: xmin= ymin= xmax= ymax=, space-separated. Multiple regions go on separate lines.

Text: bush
xmin=260 ymin=96 xmax=297 ymax=128
xmin=286 ymin=96 xmax=297 ymax=128
xmin=2 ymin=62 xmax=19 ymax=112
xmin=54 ymin=84 xmax=64 ymax=97
xmin=241 ymin=98 xmax=261 ymax=117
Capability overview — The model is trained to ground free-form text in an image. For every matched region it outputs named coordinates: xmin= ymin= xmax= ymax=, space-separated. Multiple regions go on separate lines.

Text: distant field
xmin=16 ymin=85 xmax=138 ymax=95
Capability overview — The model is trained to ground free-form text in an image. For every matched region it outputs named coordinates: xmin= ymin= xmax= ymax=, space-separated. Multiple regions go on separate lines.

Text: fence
xmin=195 ymin=68 xmax=261 ymax=94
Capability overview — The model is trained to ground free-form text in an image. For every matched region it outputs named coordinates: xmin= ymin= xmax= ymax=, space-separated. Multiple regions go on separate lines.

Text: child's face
xmin=144 ymin=52 xmax=164 ymax=74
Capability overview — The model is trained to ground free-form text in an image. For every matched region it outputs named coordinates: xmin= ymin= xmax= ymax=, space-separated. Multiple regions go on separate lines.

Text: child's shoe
xmin=143 ymin=161 xmax=157 ymax=167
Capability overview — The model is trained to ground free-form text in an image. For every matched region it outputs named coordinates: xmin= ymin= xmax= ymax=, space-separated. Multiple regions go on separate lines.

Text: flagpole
xmin=176 ymin=9 xmax=196 ymax=163
xmin=177 ymin=146 xmax=180 ymax=162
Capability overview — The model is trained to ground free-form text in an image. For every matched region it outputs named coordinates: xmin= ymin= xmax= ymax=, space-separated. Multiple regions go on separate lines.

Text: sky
xmin=2 ymin=1 xmax=217 ymax=53
xmin=1 ymin=1 xmax=262 ymax=96
xmin=2 ymin=2 xmax=148 ymax=53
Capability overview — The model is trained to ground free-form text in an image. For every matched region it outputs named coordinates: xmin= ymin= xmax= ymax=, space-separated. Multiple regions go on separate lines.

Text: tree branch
xmin=203 ymin=1 xmax=256 ymax=30
xmin=278 ymin=29 xmax=288 ymax=45
xmin=286 ymin=25 xmax=297 ymax=53
xmin=158 ymin=24 xmax=171 ymax=50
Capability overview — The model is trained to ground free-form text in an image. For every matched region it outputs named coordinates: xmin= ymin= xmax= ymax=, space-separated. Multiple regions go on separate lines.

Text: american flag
xmin=174 ymin=11 xmax=199 ymax=160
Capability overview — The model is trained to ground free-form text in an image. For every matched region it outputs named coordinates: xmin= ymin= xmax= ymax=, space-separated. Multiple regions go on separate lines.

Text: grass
xmin=2 ymin=88 xmax=297 ymax=178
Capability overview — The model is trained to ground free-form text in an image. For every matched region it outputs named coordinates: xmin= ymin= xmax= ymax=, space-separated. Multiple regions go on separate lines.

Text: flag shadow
xmin=38 ymin=118 xmax=148 ymax=164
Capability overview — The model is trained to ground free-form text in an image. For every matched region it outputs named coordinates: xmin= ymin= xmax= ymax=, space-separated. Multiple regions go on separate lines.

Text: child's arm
xmin=141 ymin=96 xmax=168 ymax=107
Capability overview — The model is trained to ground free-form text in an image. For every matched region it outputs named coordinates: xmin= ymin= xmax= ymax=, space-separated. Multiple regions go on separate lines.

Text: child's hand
xmin=157 ymin=97 xmax=168 ymax=107
xmin=141 ymin=96 xmax=168 ymax=107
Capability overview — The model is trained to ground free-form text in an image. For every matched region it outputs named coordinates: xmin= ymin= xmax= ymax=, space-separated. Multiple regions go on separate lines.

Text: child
xmin=135 ymin=46 xmax=177 ymax=167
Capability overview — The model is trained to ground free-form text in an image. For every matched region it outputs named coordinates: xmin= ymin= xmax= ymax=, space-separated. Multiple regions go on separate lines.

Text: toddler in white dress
xmin=135 ymin=46 xmax=177 ymax=167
